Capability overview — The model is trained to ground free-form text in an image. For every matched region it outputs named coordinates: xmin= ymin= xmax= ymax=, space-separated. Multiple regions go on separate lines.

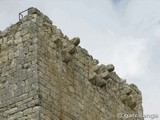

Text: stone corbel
xmin=62 ymin=52 xmax=71 ymax=63
xmin=106 ymin=64 xmax=115 ymax=72
xmin=94 ymin=64 xmax=114 ymax=74
xmin=120 ymin=86 xmax=137 ymax=109
xmin=121 ymin=94 xmax=137 ymax=110
xmin=62 ymin=45 xmax=76 ymax=62
xmin=98 ymin=70 xmax=109 ymax=80
xmin=61 ymin=37 xmax=81 ymax=63
xmin=62 ymin=45 xmax=77 ymax=63
xmin=52 ymin=35 xmax=62 ymax=44
xmin=88 ymin=63 xmax=117 ymax=88
xmin=70 ymin=37 xmax=80 ymax=46
xmin=88 ymin=72 xmax=106 ymax=88
xmin=88 ymin=72 xmax=97 ymax=85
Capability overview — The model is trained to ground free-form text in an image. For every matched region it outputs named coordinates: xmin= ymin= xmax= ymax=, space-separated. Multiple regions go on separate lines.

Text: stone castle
xmin=0 ymin=8 xmax=143 ymax=120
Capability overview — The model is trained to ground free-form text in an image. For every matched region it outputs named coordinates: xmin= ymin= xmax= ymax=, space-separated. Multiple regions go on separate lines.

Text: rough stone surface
xmin=0 ymin=8 xmax=143 ymax=120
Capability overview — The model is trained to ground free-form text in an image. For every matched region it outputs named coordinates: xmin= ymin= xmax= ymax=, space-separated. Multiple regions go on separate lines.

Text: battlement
xmin=0 ymin=8 xmax=143 ymax=120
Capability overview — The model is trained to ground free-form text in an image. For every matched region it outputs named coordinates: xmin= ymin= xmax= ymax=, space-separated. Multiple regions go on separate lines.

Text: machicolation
xmin=0 ymin=8 xmax=143 ymax=120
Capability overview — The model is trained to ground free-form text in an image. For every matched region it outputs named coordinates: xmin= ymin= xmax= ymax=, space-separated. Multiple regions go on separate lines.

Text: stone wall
xmin=0 ymin=8 xmax=143 ymax=120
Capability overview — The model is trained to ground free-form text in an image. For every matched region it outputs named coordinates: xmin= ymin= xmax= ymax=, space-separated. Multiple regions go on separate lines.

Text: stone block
xmin=71 ymin=37 xmax=80 ymax=46
xmin=106 ymin=64 xmax=115 ymax=72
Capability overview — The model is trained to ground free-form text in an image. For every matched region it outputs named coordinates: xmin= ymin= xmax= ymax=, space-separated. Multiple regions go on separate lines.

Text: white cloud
xmin=154 ymin=27 xmax=160 ymax=39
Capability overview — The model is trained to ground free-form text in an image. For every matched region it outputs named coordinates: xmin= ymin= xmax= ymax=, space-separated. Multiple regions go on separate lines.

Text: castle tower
xmin=0 ymin=8 xmax=143 ymax=120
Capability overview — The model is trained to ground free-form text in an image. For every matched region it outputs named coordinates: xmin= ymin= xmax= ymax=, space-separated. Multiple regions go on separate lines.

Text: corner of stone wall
xmin=0 ymin=8 xmax=43 ymax=120
xmin=28 ymin=7 xmax=143 ymax=119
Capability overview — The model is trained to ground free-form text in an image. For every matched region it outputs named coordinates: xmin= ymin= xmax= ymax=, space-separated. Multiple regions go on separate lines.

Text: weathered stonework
xmin=0 ymin=8 xmax=143 ymax=120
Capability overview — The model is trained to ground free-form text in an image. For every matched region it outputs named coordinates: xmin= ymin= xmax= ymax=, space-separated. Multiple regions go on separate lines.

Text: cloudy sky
xmin=0 ymin=0 xmax=160 ymax=117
